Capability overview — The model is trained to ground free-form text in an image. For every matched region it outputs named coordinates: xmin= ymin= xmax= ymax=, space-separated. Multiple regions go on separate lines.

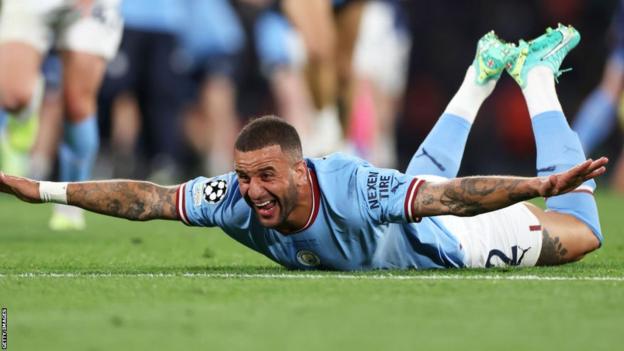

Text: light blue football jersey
xmin=177 ymin=153 xmax=465 ymax=270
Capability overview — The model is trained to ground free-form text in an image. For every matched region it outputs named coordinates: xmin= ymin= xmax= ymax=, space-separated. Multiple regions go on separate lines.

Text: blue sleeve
xmin=176 ymin=172 xmax=251 ymax=228
xmin=356 ymin=165 xmax=425 ymax=224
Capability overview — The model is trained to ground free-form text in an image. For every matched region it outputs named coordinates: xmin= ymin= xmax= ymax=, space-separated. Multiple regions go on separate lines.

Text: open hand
xmin=0 ymin=172 xmax=42 ymax=203
xmin=538 ymin=157 xmax=608 ymax=197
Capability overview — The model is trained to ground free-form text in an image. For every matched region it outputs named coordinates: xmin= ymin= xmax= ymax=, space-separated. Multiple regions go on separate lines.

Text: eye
xmin=260 ymin=171 xmax=274 ymax=181
xmin=237 ymin=173 xmax=250 ymax=183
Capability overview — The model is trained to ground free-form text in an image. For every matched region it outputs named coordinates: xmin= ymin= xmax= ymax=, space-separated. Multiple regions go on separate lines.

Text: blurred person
xmin=0 ymin=26 xmax=608 ymax=270
xmin=280 ymin=0 xmax=368 ymax=156
xmin=100 ymin=0 xmax=185 ymax=182
xmin=29 ymin=54 xmax=65 ymax=181
xmin=237 ymin=0 xmax=314 ymax=153
xmin=0 ymin=0 xmax=123 ymax=230
xmin=177 ymin=0 xmax=246 ymax=175
xmin=179 ymin=0 xmax=314 ymax=174
xmin=0 ymin=54 xmax=63 ymax=180
xmin=347 ymin=0 xmax=410 ymax=168
xmin=572 ymin=0 xmax=624 ymax=192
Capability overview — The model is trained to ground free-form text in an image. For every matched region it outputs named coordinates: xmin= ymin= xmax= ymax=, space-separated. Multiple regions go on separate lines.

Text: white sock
xmin=521 ymin=66 xmax=563 ymax=118
xmin=54 ymin=203 xmax=84 ymax=220
xmin=444 ymin=66 xmax=496 ymax=124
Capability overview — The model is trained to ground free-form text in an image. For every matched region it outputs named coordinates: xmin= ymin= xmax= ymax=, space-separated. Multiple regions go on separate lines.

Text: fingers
xmin=589 ymin=157 xmax=609 ymax=170
xmin=570 ymin=157 xmax=609 ymax=177
xmin=584 ymin=166 xmax=607 ymax=181
xmin=582 ymin=157 xmax=609 ymax=177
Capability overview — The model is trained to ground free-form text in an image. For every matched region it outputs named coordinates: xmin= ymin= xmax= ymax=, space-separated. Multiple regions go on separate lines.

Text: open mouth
xmin=254 ymin=199 xmax=277 ymax=217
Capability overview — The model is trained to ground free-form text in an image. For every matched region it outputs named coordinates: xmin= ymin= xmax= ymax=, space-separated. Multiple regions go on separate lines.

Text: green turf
xmin=1 ymin=192 xmax=623 ymax=351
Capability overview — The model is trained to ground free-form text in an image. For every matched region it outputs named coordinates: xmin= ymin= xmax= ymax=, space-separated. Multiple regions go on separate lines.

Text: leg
xmin=406 ymin=33 xmax=513 ymax=177
xmin=282 ymin=0 xmax=337 ymax=111
xmin=59 ymin=50 xmax=106 ymax=181
xmin=110 ymin=92 xmax=141 ymax=179
xmin=0 ymin=42 xmax=42 ymax=113
xmin=525 ymin=203 xmax=598 ymax=265
xmin=0 ymin=109 xmax=5 ymax=131
xmin=572 ymin=52 xmax=624 ymax=154
xmin=612 ymin=145 xmax=624 ymax=193
xmin=508 ymin=25 xmax=602 ymax=265
xmin=0 ymin=43 xmax=44 ymax=176
xmin=349 ymin=0 xmax=410 ymax=168
xmin=143 ymin=32 xmax=183 ymax=182
xmin=0 ymin=9 xmax=47 ymax=176
xmin=0 ymin=0 xmax=49 ymax=129
xmin=200 ymin=75 xmax=239 ymax=174
xmin=29 ymin=75 xmax=63 ymax=180
xmin=281 ymin=0 xmax=343 ymax=156
xmin=49 ymin=51 xmax=106 ymax=231
xmin=255 ymin=10 xmax=314 ymax=150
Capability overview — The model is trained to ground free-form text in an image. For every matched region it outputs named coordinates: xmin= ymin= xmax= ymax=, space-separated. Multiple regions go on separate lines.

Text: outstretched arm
xmin=0 ymin=173 xmax=179 ymax=221
xmin=412 ymin=157 xmax=608 ymax=217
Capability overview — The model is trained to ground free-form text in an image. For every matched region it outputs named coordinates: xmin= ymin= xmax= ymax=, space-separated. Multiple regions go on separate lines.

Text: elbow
xmin=134 ymin=214 xmax=153 ymax=222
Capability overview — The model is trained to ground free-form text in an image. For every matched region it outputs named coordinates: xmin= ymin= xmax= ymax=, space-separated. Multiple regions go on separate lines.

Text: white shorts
xmin=0 ymin=0 xmax=123 ymax=60
xmin=438 ymin=203 xmax=544 ymax=268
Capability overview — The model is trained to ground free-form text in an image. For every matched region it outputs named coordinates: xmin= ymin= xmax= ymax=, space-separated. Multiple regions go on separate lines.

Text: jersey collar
xmin=291 ymin=167 xmax=321 ymax=233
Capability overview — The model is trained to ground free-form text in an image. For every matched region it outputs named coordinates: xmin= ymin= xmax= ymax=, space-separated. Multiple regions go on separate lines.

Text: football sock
xmin=572 ymin=88 xmax=616 ymax=154
xmin=405 ymin=66 xmax=484 ymax=177
xmin=522 ymin=67 xmax=563 ymax=117
xmin=59 ymin=115 xmax=99 ymax=181
xmin=523 ymin=68 xmax=602 ymax=243
xmin=444 ymin=66 xmax=496 ymax=124
xmin=405 ymin=113 xmax=470 ymax=178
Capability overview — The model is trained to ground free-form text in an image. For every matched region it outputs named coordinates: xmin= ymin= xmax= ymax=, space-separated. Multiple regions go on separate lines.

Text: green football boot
xmin=506 ymin=24 xmax=580 ymax=88
xmin=472 ymin=31 xmax=518 ymax=85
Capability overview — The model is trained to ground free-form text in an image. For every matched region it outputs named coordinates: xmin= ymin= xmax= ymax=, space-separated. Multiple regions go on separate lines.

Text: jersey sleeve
xmin=176 ymin=172 xmax=250 ymax=227
xmin=356 ymin=165 xmax=426 ymax=224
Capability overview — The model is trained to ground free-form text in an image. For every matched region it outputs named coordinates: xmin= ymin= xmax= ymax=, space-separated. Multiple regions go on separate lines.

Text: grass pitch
xmin=0 ymin=192 xmax=623 ymax=351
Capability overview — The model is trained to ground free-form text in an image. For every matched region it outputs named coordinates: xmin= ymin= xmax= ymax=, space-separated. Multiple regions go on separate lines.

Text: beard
xmin=244 ymin=176 xmax=300 ymax=229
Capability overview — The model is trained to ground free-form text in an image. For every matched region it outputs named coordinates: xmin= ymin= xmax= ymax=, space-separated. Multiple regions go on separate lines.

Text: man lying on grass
xmin=0 ymin=25 xmax=609 ymax=270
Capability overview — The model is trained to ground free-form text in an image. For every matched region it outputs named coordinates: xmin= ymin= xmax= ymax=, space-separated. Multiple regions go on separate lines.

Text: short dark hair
xmin=234 ymin=115 xmax=302 ymax=160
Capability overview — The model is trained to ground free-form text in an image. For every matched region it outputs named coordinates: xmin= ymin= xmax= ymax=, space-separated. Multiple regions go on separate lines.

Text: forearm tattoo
xmin=536 ymin=229 xmax=569 ymax=265
xmin=67 ymin=181 xmax=178 ymax=221
xmin=414 ymin=177 xmax=538 ymax=217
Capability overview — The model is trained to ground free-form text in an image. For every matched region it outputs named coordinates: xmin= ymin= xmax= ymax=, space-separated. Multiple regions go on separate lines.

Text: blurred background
xmin=1 ymin=0 xmax=622 ymax=188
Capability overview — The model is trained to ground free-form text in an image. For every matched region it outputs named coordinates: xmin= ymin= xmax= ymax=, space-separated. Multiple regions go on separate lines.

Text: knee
xmin=577 ymin=229 xmax=601 ymax=256
xmin=563 ymin=225 xmax=601 ymax=264
xmin=306 ymin=39 xmax=334 ymax=65
xmin=63 ymin=88 xmax=96 ymax=121
xmin=0 ymin=86 xmax=34 ymax=112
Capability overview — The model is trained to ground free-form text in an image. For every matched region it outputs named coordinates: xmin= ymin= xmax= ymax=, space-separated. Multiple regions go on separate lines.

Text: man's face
xmin=234 ymin=145 xmax=305 ymax=229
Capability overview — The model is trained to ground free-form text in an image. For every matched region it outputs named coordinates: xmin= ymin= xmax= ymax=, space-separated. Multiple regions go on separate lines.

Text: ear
xmin=293 ymin=160 xmax=308 ymax=186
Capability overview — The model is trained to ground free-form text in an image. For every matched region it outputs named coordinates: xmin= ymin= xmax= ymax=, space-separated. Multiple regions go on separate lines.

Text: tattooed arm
xmin=413 ymin=176 xmax=540 ymax=217
xmin=0 ymin=173 xmax=179 ymax=221
xmin=67 ymin=181 xmax=179 ymax=221
xmin=411 ymin=158 xmax=608 ymax=217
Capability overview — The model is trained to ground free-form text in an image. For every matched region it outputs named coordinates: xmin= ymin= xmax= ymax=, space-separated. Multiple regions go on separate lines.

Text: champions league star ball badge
xmin=204 ymin=179 xmax=227 ymax=203
xmin=296 ymin=250 xmax=321 ymax=267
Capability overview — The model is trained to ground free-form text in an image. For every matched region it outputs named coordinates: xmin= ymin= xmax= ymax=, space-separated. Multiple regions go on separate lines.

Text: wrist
xmin=531 ymin=177 xmax=547 ymax=198
xmin=39 ymin=181 xmax=69 ymax=204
